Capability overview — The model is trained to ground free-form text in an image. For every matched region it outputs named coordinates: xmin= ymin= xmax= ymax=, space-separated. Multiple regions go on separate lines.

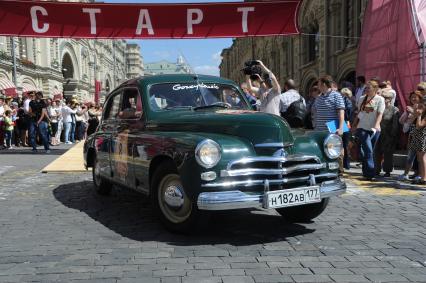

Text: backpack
xmin=282 ymin=97 xmax=307 ymax=128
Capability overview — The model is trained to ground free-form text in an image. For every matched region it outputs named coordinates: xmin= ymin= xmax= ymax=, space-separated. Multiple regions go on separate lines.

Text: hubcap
xmin=158 ymin=174 xmax=192 ymax=224
xmin=164 ymin=185 xmax=184 ymax=208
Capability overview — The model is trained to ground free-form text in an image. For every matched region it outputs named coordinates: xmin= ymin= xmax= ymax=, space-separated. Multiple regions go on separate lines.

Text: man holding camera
xmin=245 ymin=60 xmax=281 ymax=116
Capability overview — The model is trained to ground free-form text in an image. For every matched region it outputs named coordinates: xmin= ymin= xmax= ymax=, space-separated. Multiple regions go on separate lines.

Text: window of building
xmin=345 ymin=1 xmax=354 ymax=45
xmin=307 ymin=24 xmax=319 ymax=62
xmin=19 ymin=38 xmax=27 ymax=59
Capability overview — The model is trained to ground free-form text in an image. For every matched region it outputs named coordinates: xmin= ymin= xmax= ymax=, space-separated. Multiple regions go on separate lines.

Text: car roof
xmin=118 ymin=74 xmax=237 ymax=88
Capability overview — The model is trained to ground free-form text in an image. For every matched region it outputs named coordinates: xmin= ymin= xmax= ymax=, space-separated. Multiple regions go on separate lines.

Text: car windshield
xmin=148 ymin=83 xmax=250 ymax=111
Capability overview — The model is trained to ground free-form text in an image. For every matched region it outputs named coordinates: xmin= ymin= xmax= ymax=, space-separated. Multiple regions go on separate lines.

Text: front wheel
xmin=276 ymin=198 xmax=329 ymax=223
xmin=92 ymin=156 xmax=113 ymax=195
xmin=151 ymin=162 xmax=198 ymax=233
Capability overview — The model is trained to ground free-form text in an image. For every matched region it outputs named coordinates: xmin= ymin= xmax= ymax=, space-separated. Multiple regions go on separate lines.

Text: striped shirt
xmin=313 ymin=90 xmax=345 ymax=131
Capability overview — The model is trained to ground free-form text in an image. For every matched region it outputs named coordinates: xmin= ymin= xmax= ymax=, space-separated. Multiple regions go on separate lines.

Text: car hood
xmin=148 ymin=109 xmax=295 ymax=145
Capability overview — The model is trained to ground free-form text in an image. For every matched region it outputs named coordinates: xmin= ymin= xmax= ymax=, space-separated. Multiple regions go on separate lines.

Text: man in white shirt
xmin=280 ymin=79 xmax=305 ymax=113
xmin=23 ymin=92 xmax=35 ymax=114
xmin=245 ymin=61 xmax=281 ymax=116
xmin=61 ymin=100 xmax=77 ymax=144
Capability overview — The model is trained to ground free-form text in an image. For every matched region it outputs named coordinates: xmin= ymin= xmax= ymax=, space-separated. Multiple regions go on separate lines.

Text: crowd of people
xmin=1 ymin=64 xmax=426 ymax=186
xmin=0 ymin=91 xmax=102 ymax=153
xmin=241 ymin=61 xmax=426 ymax=185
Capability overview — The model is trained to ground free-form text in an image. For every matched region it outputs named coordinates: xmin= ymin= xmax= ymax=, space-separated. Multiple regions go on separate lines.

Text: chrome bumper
xmin=197 ymin=179 xmax=346 ymax=210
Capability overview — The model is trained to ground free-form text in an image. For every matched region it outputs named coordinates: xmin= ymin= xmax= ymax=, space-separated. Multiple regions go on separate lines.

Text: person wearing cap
xmin=29 ymin=91 xmax=50 ymax=153
xmin=374 ymin=90 xmax=400 ymax=177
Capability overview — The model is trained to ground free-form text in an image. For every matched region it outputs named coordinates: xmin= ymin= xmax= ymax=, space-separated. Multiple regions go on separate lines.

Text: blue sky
xmin=102 ymin=0 xmax=242 ymax=76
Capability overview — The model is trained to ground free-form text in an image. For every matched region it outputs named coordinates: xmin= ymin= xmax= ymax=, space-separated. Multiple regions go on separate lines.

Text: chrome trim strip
xmin=197 ymin=191 xmax=263 ymax=210
xmin=226 ymin=154 xmax=321 ymax=170
xmin=197 ymin=179 xmax=346 ymax=210
xmin=254 ymin=142 xmax=294 ymax=148
xmin=202 ymin=173 xmax=337 ymax=188
xmin=319 ymin=180 xmax=347 ymax=198
xmin=221 ymin=163 xmax=326 ymax=177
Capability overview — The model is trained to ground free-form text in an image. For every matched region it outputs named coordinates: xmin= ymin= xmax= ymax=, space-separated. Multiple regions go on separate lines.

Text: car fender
xmin=148 ymin=132 xmax=256 ymax=200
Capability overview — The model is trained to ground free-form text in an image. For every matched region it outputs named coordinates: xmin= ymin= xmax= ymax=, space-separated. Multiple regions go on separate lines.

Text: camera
xmin=241 ymin=60 xmax=262 ymax=78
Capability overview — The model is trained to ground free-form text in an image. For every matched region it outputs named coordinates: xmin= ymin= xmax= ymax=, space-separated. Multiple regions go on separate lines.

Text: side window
xmin=103 ymin=92 xmax=122 ymax=120
xmin=118 ymin=88 xmax=143 ymax=120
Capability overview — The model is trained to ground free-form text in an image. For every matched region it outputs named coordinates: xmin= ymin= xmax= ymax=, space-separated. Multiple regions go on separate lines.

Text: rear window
xmin=148 ymin=83 xmax=250 ymax=111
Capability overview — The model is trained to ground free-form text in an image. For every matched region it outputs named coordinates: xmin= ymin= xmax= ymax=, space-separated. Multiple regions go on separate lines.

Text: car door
xmin=110 ymin=87 xmax=144 ymax=188
xmin=95 ymin=91 xmax=122 ymax=180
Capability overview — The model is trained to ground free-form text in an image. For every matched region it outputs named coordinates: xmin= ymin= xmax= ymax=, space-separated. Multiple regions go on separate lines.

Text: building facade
xmin=0 ymin=36 xmax=138 ymax=102
xmin=220 ymin=0 xmax=368 ymax=96
xmin=126 ymin=43 xmax=144 ymax=79
xmin=145 ymin=56 xmax=192 ymax=75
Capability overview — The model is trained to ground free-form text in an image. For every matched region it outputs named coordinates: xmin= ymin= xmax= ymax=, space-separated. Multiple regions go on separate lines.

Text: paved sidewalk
xmin=344 ymin=165 xmax=425 ymax=194
xmin=42 ymin=142 xmax=86 ymax=173
xmin=1 ymin=149 xmax=425 ymax=283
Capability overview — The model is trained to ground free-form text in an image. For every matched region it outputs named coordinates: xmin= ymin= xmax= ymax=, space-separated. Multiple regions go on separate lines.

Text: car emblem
xmin=273 ymin=148 xmax=288 ymax=157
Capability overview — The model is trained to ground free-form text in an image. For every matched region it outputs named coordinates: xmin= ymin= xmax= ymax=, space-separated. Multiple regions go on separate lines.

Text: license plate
xmin=264 ymin=186 xmax=321 ymax=209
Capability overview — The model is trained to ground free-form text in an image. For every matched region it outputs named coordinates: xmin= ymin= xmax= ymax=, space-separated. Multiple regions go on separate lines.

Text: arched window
xmin=345 ymin=1 xmax=354 ymax=45
xmin=61 ymin=53 xmax=74 ymax=79
xmin=306 ymin=23 xmax=319 ymax=63
xmin=19 ymin=38 xmax=27 ymax=60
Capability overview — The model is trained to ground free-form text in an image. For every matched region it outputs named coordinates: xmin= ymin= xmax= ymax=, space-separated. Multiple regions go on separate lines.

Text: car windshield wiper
xmin=164 ymin=106 xmax=194 ymax=110
xmin=193 ymin=102 xmax=231 ymax=111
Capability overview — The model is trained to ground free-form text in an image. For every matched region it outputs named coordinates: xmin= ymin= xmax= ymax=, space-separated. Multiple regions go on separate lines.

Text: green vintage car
xmin=84 ymin=74 xmax=346 ymax=232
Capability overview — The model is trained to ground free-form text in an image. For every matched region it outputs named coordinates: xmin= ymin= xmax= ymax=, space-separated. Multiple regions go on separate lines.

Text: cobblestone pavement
xmin=0 ymin=154 xmax=426 ymax=283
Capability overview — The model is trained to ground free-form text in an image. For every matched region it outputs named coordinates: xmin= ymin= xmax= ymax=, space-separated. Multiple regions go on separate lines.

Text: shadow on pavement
xmin=53 ymin=181 xmax=315 ymax=245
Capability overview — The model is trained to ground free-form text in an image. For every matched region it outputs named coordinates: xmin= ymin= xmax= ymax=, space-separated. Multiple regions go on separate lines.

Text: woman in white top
xmin=47 ymin=99 xmax=60 ymax=146
xmin=54 ymin=100 xmax=63 ymax=144
xmin=353 ymin=80 xmax=385 ymax=180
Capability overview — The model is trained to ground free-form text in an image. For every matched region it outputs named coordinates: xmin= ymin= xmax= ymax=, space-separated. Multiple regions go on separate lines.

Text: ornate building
xmin=0 ymin=37 xmax=142 ymax=101
xmin=144 ymin=56 xmax=192 ymax=75
xmin=126 ymin=43 xmax=144 ymax=79
xmin=220 ymin=0 xmax=368 ymax=96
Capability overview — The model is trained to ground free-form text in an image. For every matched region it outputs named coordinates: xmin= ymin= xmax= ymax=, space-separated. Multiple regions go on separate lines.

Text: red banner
xmin=94 ymin=80 xmax=101 ymax=104
xmin=0 ymin=0 xmax=300 ymax=39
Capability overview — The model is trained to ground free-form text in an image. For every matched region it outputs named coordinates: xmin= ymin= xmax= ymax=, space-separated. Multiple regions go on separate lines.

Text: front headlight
xmin=195 ymin=139 xmax=221 ymax=168
xmin=323 ymin=134 xmax=343 ymax=159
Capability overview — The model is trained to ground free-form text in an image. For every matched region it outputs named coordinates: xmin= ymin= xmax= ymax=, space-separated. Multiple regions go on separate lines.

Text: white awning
xmin=21 ymin=82 xmax=41 ymax=93
xmin=0 ymin=77 xmax=17 ymax=97
xmin=52 ymin=88 xmax=62 ymax=96
xmin=0 ymin=77 xmax=16 ymax=90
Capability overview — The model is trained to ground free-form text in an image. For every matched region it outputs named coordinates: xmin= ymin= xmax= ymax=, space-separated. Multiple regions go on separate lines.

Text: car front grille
xmin=202 ymin=154 xmax=337 ymax=190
